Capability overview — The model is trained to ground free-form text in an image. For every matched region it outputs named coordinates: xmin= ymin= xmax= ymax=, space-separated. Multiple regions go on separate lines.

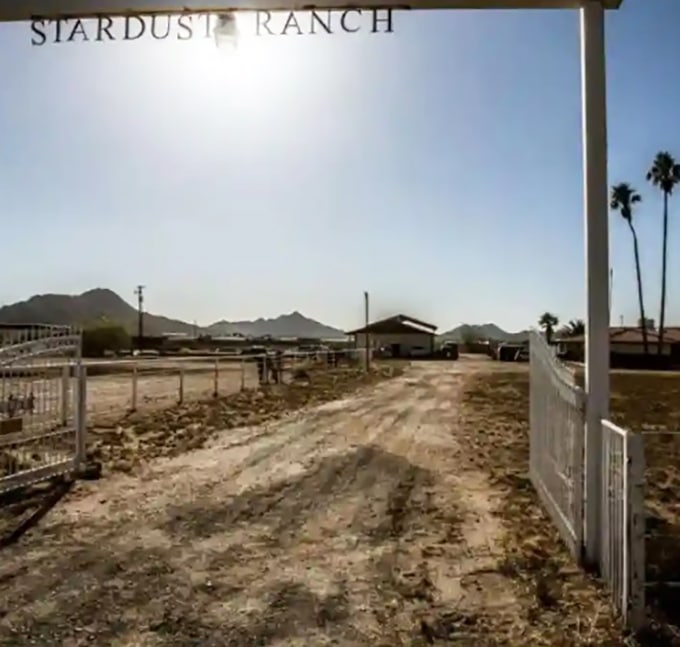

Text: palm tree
xmin=539 ymin=312 xmax=559 ymax=344
xmin=610 ymin=182 xmax=649 ymax=355
xmin=564 ymin=319 xmax=585 ymax=338
xmin=647 ymin=152 xmax=680 ymax=355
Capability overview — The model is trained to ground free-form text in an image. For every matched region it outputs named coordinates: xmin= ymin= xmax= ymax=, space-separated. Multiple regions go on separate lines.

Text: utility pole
xmin=134 ymin=285 xmax=145 ymax=349
xmin=364 ymin=291 xmax=370 ymax=372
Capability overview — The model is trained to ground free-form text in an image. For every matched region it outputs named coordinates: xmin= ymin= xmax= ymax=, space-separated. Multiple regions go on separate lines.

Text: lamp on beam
xmin=213 ymin=12 xmax=238 ymax=49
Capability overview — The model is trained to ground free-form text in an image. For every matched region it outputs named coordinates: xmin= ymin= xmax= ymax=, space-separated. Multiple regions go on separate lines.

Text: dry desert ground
xmin=0 ymin=357 xmax=653 ymax=646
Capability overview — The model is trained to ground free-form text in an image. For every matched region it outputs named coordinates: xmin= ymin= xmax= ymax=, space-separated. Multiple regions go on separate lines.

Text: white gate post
xmin=75 ymin=365 xmax=88 ymax=467
xmin=581 ymin=0 xmax=610 ymax=567
xmin=61 ymin=364 xmax=70 ymax=426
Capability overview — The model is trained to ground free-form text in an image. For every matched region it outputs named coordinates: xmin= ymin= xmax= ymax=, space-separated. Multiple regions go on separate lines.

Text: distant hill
xmin=0 ymin=288 xmax=197 ymax=336
xmin=0 ymin=289 xmax=346 ymax=339
xmin=440 ymin=323 xmax=529 ymax=343
xmin=207 ymin=311 xmax=345 ymax=339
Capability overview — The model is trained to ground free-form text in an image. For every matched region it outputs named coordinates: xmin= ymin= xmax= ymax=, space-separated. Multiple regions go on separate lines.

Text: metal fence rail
xmin=83 ymin=348 xmax=364 ymax=419
xmin=600 ymin=419 xmax=646 ymax=629
xmin=529 ymin=329 xmax=585 ymax=561
xmin=0 ymin=324 xmax=85 ymax=494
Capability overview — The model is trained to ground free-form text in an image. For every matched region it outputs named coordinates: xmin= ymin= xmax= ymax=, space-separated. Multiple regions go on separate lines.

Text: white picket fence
xmin=529 ymin=330 xmax=647 ymax=630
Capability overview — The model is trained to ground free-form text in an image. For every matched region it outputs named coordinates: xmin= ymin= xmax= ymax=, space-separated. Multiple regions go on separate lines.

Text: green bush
xmin=82 ymin=325 xmax=131 ymax=358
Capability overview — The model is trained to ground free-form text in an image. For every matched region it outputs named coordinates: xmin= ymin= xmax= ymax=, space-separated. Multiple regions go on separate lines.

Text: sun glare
xmin=151 ymin=12 xmax=300 ymax=113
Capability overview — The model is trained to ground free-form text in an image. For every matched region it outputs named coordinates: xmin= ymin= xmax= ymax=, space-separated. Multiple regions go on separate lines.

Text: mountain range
xmin=0 ymin=289 xmax=197 ymax=336
xmin=0 ymin=289 xmax=346 ymax=338
xmin=0 ymin=288 xmax=528 ymax=342
xmin=439 ymin=323 xmax=529 ymax=343
xmin=206 ymin=314 xmax=344 ymax=339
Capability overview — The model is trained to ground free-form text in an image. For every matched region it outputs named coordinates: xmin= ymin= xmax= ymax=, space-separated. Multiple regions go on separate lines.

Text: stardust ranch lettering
xmin=29 ymin=9 xmax=394 ymax=45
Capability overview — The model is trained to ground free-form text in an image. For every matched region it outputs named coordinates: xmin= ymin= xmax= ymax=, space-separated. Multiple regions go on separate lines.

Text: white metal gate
xmin=600 ymin=419 xmax=646 ymax=629
xmin=529 ymin=330 xmax=647 ymax=630
xmin=0 ymin=324 xmax=85 ymax=494
xmin=529 ymin=329 xmax=585 ymax=561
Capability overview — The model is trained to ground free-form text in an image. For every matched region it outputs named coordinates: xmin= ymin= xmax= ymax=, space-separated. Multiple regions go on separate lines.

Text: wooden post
xmin=213 ymin=357 xmax=219 ymax=398
xmin=178 ymin=367 xmax=184 ymax=404
xmin=240 ymin=359 xmax=245 ymax=391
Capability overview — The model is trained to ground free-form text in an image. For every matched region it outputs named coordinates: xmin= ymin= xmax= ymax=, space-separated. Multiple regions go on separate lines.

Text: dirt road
xmin=0 ymin=360 xmax=523 ymax=646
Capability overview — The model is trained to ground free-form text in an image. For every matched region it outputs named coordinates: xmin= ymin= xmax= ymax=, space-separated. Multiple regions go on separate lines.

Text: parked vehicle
xmin=410 ymin=346 xmax=429 ymax=358
xmin=441 ymin=341 xmax=459 ymax=360
xmin=515 ymin=348 xmax=529 ymax=362
xmin=497 ymin=343 xmax=524 ymax=361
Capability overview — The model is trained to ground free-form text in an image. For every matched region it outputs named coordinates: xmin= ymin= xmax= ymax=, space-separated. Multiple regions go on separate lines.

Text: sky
xmin=1 ymin=0 xmax=680 ymax=333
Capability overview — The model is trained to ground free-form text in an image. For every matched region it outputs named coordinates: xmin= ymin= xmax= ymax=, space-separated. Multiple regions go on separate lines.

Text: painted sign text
xmin=30 ymin=9 xmax=395 ymax=45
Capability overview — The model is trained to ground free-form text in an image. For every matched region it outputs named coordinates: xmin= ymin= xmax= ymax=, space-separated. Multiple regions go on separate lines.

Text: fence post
xmin=131 ymin=362 xmax=138 ymax=412
xmin=627 ymin=432 xmax=646 ymax=630
xmin=61 ymin=364 xmax=70 ymax=426
xmin=240 ymin=359 xmax=245 ymax=391
xmin=178 ymin=367 xmax=184 ymax=404
xmin=213 ymin=357 xmax=219 ymax=398
xmin=75 ymin=365 xmax=87 ymax=468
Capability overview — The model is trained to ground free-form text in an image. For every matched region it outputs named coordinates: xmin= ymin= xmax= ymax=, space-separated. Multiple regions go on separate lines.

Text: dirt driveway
xmin=0 ymin=360 xmax=523 ymax=646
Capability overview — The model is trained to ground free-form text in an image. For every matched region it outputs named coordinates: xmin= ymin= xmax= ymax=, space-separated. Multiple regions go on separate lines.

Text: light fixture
xmin=213 ymin=12 xmax=239 ymax=50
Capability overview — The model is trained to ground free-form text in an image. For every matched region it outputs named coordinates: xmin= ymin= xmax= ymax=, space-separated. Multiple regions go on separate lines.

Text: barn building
xmin=347 ymin=314 xmax=437 ymax=358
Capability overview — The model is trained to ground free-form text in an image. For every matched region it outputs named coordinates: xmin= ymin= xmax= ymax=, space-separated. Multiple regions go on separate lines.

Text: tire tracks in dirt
xmin=160 ymin=379 xmax=417 ymax=543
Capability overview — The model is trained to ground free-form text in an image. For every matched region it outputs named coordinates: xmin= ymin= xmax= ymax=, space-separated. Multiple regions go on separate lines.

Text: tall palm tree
xmin=647 ymin=152 xmax=680 ymax=355
xmin=539 ymin=312 xmax=559 ymax=344
xmin=610 ymin=182 xmax=649 ymax=355
xmin=565 ymin=319 xmax=585 ymax=338
xmin=609 ymin=182 xmax=649 ymax=355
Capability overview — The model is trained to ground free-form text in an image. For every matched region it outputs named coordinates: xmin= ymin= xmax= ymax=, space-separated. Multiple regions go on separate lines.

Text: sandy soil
xmin=0 ymin=359 xmax=527 ymax=646
xmin=461 ymin=364 xmax=680 ymax=646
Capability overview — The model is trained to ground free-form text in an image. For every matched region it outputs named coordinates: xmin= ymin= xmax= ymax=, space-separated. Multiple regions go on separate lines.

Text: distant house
xmin=557 ymin=326 xmax=680 ymax=367
xmin=347 ymin=314 xmax=437 ymax=358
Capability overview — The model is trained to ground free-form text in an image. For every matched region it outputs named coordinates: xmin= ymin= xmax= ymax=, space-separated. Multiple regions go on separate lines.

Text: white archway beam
xmin=0 ymin=0 xmax=622 ymax=23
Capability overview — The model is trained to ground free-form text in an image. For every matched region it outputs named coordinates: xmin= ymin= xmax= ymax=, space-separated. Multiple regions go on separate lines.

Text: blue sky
xmin=1 ymin=0 xmax=679 ymax=332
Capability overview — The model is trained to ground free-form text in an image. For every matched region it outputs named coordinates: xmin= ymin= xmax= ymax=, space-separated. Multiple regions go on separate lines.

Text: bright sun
xmin=156 ymin=13 xmax=295 ymax=110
